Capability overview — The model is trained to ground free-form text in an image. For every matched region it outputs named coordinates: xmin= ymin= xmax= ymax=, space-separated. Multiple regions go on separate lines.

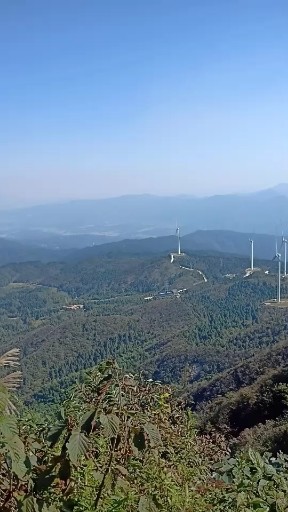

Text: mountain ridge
xmin=1 ymin=184 xmax=288 ymax=241
xmin=0 ymin=228 xmax=284 ymax=266
xmin=72 ymin=229 xmax=280 ymax=261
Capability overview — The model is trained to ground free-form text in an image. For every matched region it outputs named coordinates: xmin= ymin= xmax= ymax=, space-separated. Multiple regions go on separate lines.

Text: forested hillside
xmin=0 ymin=250 xmax=283 ymax=402
xmin=0 ymin=238 xmax=68 ymax=266
xmin=0 ymin=247 xmax=288 ymax=457
xmin=1 ymin=248 xmax=288 ymax=509
xmin=189 ymin=336 xmax=288 ymax=452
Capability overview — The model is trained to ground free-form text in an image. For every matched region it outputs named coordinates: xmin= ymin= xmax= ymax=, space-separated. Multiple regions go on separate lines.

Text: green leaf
xmin=258 ymin=478 xmax=268 ymax=494
xmin=138 ymin=496 xmax=159 ymax=512
xmin=243 ymin=466 xmax=251 ymax=477
xmin=144 ymin=423 xmax=162 ymax=447
xmin=220 ymin=463 xmax=233 ymax=473
xmin=80 ymin=408 xmax=97 ymax=434
xmin=67 ymin=430 xmax=89 ymax=465
xmin=1 ymin=425 xmax=27 ymax=479
xmin=20 ymin=496 xmax=39 ymax=512
xmin=47 ymin=421 xmax=66 ymax=447
xmin=116 ymin=464 xmax=129 ymax=477
xmin=29 ymin=453 xmax=38 ymax=468
xmin=42 ymin=506 xmax=58 ymax=512
xmin=133 ymin=429 xmax=146 ymax=452
xmin=116 ymin=476 xmax=130 ymax=491
xmin=251 ymin=498 xmax=266 ymax=506
xmin=236 ymin=492 xmax=247 ymax=507
xmin=248 ymin=449 xmax=264 ymax=469
xmin=0 ymin=414 xmax=18 ymax=437
xmin=59 ymin=407 xmax=65 ymax=421
xmin=0 ymin=389 xmax=15 ymax=414
xmin=100 ymin=413 xmax=119 ymax=437
xmin=32 ymin=441 xmax=42 ymax=450
xmin=12 ymin=454 xmax=28 ymax=479
xmin=93 ymin=470 xmax=103 ymax=482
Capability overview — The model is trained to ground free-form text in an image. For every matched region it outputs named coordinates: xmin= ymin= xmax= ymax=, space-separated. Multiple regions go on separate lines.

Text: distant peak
xmin=271 ymin=183 xmax=288 ymax=195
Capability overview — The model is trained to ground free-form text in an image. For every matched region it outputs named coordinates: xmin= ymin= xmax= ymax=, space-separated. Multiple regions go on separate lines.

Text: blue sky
xmin=1 ymin=0 xmax=288 ymax=205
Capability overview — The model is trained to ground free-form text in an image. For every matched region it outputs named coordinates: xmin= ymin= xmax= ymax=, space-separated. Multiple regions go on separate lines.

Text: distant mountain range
xmin=0 ymin=229 xmax=282 ymax=266
xmin=1 ymin=184 xmax=288 ymax=248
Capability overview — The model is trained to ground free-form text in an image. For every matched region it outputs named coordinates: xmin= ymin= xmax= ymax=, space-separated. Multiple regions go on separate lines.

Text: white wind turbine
xmin=273 ymin=241 xmax=282 ymax=303
xmin=249 ymin=239 xmax=254 ymax=271
xmin=281 ymin=235 xmax=288 ymax=277
xmin=176 ymin=225 xmax=181 ymax=255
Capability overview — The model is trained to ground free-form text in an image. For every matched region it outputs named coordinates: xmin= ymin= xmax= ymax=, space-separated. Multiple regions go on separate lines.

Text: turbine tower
xmin=249 ymin=239 xmax=254 ymax=271
xmin=176 ymin=226 xmax=181 ymax=255
xmin=273 ymin=241 xmax=282 ymax=303
xmin=281 ymin=235 xmax=288 ymax=277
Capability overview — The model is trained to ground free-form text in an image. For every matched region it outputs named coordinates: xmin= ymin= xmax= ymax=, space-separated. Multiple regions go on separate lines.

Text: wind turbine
xmin=281 ymin=235 xmax=288 ymax=277
xmin=249 ymin=239 xmax=254 ymax=271
xmin=273 ymin=241 xmax=282 ymax=303
xmin=176 ymin=226 xmax=181 ymax=255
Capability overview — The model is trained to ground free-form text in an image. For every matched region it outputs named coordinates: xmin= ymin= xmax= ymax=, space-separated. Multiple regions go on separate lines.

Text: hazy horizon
xmin=1 ymin=1 xmax=288 ymax=205
xmin=1 ymin=182 xmax=288 ymax=211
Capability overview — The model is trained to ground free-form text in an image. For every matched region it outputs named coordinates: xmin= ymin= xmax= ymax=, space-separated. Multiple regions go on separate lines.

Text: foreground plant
xmin=214 ymin=449 xmax=288 ymax=511
xmin=0 ymin=356 xmax=288 ymax=511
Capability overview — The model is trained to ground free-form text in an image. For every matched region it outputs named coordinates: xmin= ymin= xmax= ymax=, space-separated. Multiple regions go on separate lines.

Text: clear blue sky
xmin=1 ymin=0 xmax=288 ymax=205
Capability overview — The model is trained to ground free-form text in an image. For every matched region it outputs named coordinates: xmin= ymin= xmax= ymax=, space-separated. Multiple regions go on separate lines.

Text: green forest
xmin=1 ymin=250 xmax=288 ymax=510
